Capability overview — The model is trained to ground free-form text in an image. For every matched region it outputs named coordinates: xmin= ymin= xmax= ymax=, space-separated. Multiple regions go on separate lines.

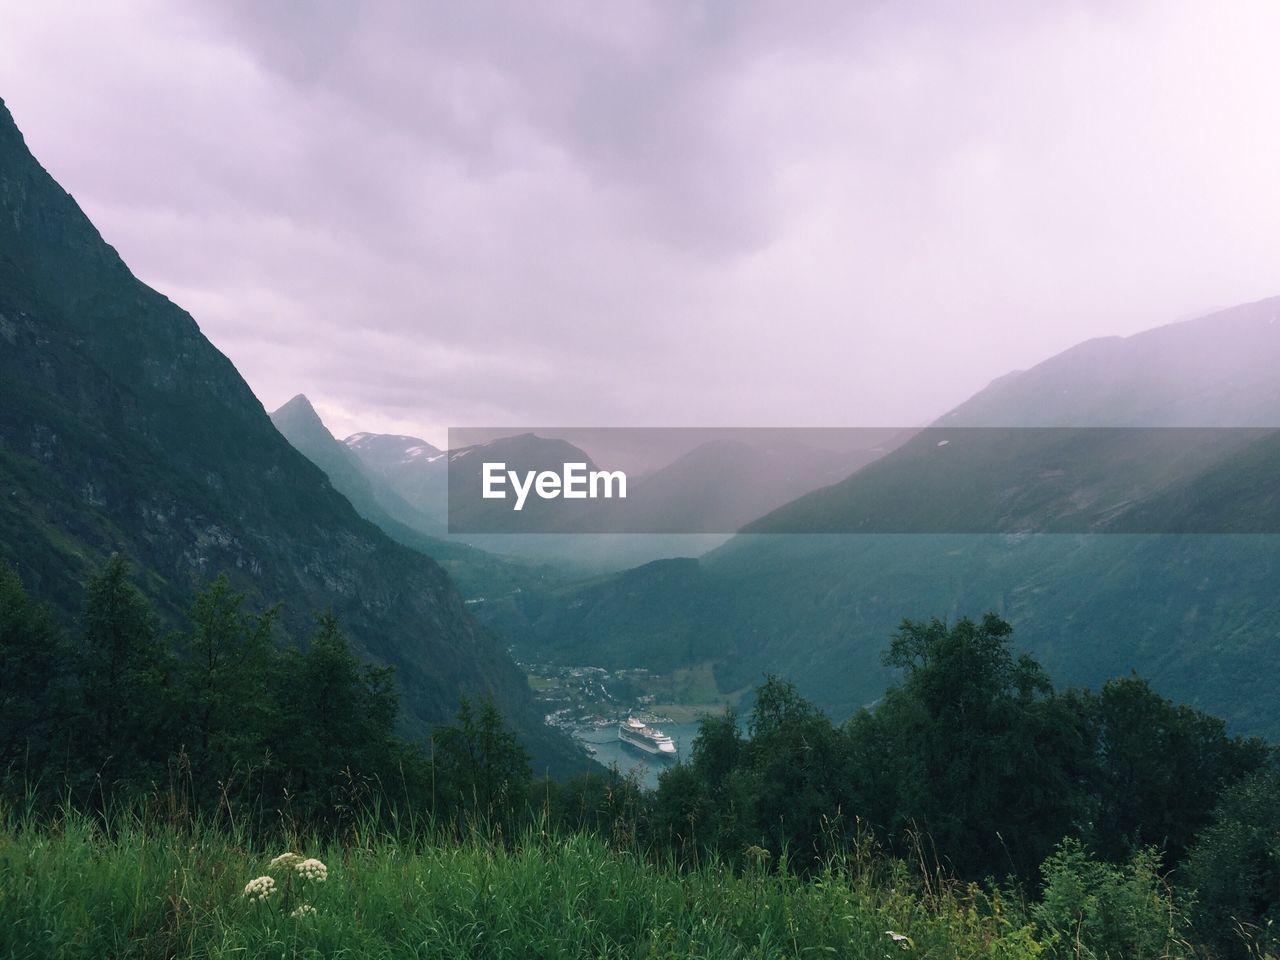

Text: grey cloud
xmin=2 ymin=0 xmax=1279 ymax=445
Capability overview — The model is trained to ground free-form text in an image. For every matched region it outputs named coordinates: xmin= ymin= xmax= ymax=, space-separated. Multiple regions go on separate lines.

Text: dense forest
xmin=2 ymin=557 xmax=1278 ymax=958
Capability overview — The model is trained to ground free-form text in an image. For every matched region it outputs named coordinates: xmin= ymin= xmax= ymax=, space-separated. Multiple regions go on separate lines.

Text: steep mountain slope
xmin=271 ymin=395 xmax=444 ymax=537
xmin=0 ymin=98 xmax=585 ymax=776
xmin=272 ymin=397 xmax=577 ymax=607
xmin=512 ymin=300 xmax=1280 ymax=737
xmin=744 ymin=427 xmax=1272 ymax=535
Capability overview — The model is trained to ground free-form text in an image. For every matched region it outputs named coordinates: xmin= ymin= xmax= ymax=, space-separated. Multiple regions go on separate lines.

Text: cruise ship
xmin=618 ymin=716 xmax=678 ymax=758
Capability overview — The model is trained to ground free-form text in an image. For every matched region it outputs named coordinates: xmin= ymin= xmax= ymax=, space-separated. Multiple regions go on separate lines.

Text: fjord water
xmin=572 ymin=721 xmax=704 ymax=790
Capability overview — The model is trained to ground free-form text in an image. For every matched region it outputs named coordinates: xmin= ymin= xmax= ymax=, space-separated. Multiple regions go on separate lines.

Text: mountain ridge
xmin=507 ymin=298 xmax=1280 ymax=737
xmin=0 ymin=97 xmax=586 ymax=777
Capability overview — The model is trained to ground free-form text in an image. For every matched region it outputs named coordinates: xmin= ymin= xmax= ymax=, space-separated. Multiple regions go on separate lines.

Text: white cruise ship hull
xmin=618 ymin=725 xmax=678 ymax=758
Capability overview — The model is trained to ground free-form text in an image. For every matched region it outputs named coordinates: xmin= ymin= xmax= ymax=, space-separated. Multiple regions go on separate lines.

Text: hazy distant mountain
xmin=272 ymin=395 xmax=446 ymax=536
xmin=344 ymin=432 xmax=449 ymax=524
xmin=744 ymin=297 xmax=1280 ymax=536
xmin=444 ymin=433 xmax=604 ymax=534
xmin=380 ymin=429 xmax=897 ymax=572
xmin=346 ymin=432 xmax=444 ymax=472
xmin=344 ymin=430 xmax=608 ymax=537
xmin=272 ymin=399 xmax=579 ymax=609
xmin=0 ymin=98 xmax=585 ymax=776
xmin=938 ymin=297 xmax=1280 ymax=427
xmin=272 ymin=395 xmax=402 ymax=519
xmin=513 ymin=299 xmax=1280 ymax=738
xmin=568 ymin=436 xmax=901 ymax=534
xmin=743 ymin=426 xmax=1272 ymax=535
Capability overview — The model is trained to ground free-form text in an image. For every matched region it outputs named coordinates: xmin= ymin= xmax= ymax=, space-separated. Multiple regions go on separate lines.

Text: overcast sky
xmin=3 ymin=1 xmax=1279 ymax=446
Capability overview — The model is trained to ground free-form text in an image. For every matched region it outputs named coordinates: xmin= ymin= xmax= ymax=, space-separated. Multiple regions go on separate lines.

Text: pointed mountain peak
xmin=269 ymin=394 xmax=338 ymax=446
xmin=273 ymin=393 xmax=319 ymax=418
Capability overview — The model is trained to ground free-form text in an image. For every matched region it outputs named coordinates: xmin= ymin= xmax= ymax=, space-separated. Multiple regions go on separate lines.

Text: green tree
xmin=432 ymin=696 xmax=531 ymax=830
xmin=0 ymin=563 xmax=68 ymax=783
xmin=1083 ymin=676 xmax=1269 ymax=867
xmin=1183 ymin=767 xmax=1280 ymax=959
xmin=745 ymin=678 xmax=852 ymax=867
xmin=71 ymin=555 xmax=169 ymax=790
xmin=270 ymin=611 xmax=403 ymax=817
xmin=652 ymin=710 xmax=752 ymax=861
xmin=173 ymin=575 xmax=278 ymax=805
xmin=852 ymin=614 xmax=1094 ymax=879
xmin=1035 ymin=838 xmax=1189 ymax=960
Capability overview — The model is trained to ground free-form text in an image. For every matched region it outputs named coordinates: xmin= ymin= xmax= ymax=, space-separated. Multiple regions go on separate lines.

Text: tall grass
xmin=0 ymin=798 xmax=1068 ymax=960
xmin=0 ymin=798 xmax=1198 ymax=960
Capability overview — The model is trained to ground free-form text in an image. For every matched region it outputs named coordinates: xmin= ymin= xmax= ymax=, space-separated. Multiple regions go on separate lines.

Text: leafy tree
xmin=851 ymin=614 xmax=1095 ymax=879
xmin=651 ymin=709 xmax=757 ymax=861
xmin=1083 ymin=676 xmax=1270 ymax=867
xmin=745 ymin=678 xmax=853 ymax=866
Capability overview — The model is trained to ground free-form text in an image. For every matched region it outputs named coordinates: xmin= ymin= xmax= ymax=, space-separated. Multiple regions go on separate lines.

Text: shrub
xmin=1034 ymin=839 xmax=1190 ymax=959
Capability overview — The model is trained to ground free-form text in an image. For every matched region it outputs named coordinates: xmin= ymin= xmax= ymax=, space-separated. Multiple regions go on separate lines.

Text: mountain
xmin=346 ymin=432 xmax=443 ymax=472
xmin=0 ymin=98 xmax=585 ymax=776
xmin=509 ymin=299 xmax=1280 ymax=737
xmin=937 ymin=297 xmax=1280 ymax=427
xmin=565 ymin=435 xmax=902 ymax=534
xmin=272 ymin=398 xmax=577 ymax=606
xmin=743 ymin=426 xmax=1273 ymax=535
xmin=335 ymin=429 xmax=905 ymax=579
xmin=271 ymin=395 xmax=411 ymax=523
xmin=745 ymin=297 xmax=1280 ymax=536
xmin=271 ymin=395 xmax=444 ymax=536
xmin=343 ymin=429 xmax=722 ymax=573
xmin=446 ymin=433 xmax=604 ymax=534
xmin=345 ymin=431 xmax=448 ymax=524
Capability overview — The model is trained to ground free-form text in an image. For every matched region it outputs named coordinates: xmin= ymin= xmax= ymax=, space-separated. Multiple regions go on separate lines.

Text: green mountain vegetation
xmin=4 ymin=558 xmax=1277 ymax=958
xmin=0 ymin=97 xmax=584 ymax=777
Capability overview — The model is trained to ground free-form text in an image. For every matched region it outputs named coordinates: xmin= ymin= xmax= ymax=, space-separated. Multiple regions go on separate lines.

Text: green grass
xmin=0 ymin=809 xmax=1054 ymax=960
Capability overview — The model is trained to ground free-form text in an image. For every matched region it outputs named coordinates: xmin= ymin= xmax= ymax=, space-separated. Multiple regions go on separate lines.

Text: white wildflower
xmin=243 ymin=875 xmax=276 ymax=902
xmin=269 ymin=852 xmax=301 ymax=869
xmin=290 ymin=903 xmax=317 ymax=918
xmin=296 ymin=857 xmax=328 ymax=883
xmin=885 ymin=930 xmax=913 ymax=950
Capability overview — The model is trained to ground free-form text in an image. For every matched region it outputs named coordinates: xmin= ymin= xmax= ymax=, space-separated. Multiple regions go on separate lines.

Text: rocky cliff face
xmin=0 ymin=98 xmax=584 ymax=775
